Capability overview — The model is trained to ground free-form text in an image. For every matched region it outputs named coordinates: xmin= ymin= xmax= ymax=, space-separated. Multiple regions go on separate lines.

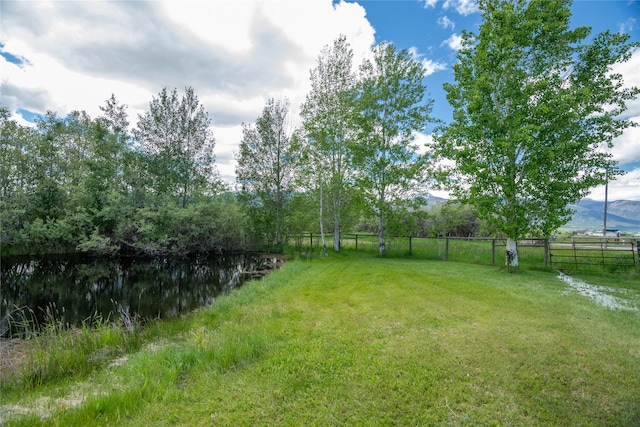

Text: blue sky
xmin=351 ymin=0 xmax=640 ymax=203
xmin=356 ymin=0 xmax=640 ymax=122
xmin=1 ymin=0 xmax=639 ymax=201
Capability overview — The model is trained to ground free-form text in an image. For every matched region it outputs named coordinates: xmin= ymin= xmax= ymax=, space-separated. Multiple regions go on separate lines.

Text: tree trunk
xmin=333 ymin=200 xmax=340 ymax=252
xmin=544 ymin=238 xmax=550 ymax=267
xmin=275 ymin=190 xmax=282 ymax=247
xmin=505 ymin=237 xmax=518 ymax=270
xmin=333 ymin=156 xmax=342 ymax=253
xmin=319 ymin=184 xmax=328 ymax=257
xmin=319 ymin=219 xmax=328 ymax=257
xmin=379 ymin=212 xmax=386 ymax=256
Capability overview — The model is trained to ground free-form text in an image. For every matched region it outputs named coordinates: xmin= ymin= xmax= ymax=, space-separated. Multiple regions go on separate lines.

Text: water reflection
xmin=1 ymin=254 xmax=267 ymax=337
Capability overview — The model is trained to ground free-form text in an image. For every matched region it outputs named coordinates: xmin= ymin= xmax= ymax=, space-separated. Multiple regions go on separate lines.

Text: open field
xmin=1 ymin=252 xmax=640 ymax=425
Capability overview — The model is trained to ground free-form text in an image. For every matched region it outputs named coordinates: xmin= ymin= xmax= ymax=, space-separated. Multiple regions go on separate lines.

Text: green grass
xmin=0 ymin=305 xmax=147 ymax=392
xmin=2 ymin=252 xmax=640 ymax=425
xmin=307 ymin=234 xmax=551 ymax=269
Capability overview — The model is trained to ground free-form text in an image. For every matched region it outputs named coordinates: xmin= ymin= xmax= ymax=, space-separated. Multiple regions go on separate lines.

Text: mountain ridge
xmin=424 ymin=195 xmax=640 ymax=233
xmin=564 ymin=199 xmax=640 ymax=232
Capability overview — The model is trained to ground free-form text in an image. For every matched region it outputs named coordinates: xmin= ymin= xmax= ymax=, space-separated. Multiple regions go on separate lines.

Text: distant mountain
xmin=563 ymin=199 xmax=640 ymax=233
xmin=423 ymin=193 xmax=448 ymax=204
xmin=423 ymin=195 xmax=640 ymax=233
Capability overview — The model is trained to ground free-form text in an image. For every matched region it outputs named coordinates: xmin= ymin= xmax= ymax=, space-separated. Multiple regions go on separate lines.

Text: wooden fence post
xmin=409 ymin=236 xmax=412 ymax=255
xmin=492 ymin=239 xmax=496 ymax=265
xmin=445 ymin=237 xmax=450 ymax=260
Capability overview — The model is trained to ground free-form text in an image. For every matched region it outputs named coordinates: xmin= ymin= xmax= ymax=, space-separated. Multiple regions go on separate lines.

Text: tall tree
xmin=30 ymin=111 xmax=72 ymax=222
xmin=236 ymin=98 xmax=295 ymax=247
xmin=300 ymin=35 xmax=356 ymax=252
xmin=290 ymin=130 xmax=329 ymax=255
xmin=99 ymin=93 xmax=130 ymax=148
xmin=0 ymin=108 xmax=36 ymax=247
xmin=434 ymin=0 xmax=639 ymax=269
xmin=353 ymin=42 xmax=434 ymax=256
xmin=95 ymin=94 xmax=130 ymax=201
xmin=134 ymin=87 xmax=216 ymax=208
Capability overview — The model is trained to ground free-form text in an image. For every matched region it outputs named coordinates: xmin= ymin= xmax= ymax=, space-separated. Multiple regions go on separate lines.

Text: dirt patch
xmin=0 ymin=338 xmax=33 ymax=383
xmin=0 ymin=387 xmax=92 ymax=423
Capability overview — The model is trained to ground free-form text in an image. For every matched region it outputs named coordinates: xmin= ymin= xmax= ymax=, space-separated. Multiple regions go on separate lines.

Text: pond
xmin=1 ymin=253 xmax=277 ymax=338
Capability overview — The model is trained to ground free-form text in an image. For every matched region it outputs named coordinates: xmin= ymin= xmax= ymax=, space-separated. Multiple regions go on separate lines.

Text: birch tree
xmin=353 ymin=42 xmax=434 ymax=256
xmin=300 ymin=35 xmax=356 ymax=252
xmin=135 ymin=87 xmax=216 ymax=208
xmin=434 ymin=0 xmax=639 ymax=269
xmin=236 ymin=98 xmax=295 ymax=247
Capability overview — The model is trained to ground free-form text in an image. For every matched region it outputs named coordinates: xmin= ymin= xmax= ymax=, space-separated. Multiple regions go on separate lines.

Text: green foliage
xmin=287 ymin=193 xmax=318 ymax=235
xmin=236 ymin=98 xmax=296 ymax=247
xmin=134 ymin=87 xmax=217 ymax=208
xmin=352 ymin=42 xmax=434 ymax=255
xmin=300 ymin=35 xmax=357 ymax=252
xmin=427 ymin=202 xmax=483 ymax=237
xmin=0 ymin=92 xmax=244 ymax=256
xmin=434 ymin=0 xmax=640 ymax=266
xmin=0 ymin=303 xmax=144 ymax=391
xmin=76 ymin=229 xmax=120 ymax=256
xmin=109 ymin=198 xmax=248 ymax=256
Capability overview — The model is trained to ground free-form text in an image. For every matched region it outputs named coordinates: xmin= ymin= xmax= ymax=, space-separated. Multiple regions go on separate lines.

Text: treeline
xmin=0 ymin=39 xmax=460 ymax=257
xmin=0 ymin=92 xmax=249 ymax=256
xmin=2 ymin=0 xmax=636 ymax=267
xmin=0 ymin=82 xmax=481 ymax=257
xmin=236 ymin=40 xmax=434 ymax=256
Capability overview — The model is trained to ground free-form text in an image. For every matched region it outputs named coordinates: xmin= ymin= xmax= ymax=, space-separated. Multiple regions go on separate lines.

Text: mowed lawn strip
xmin=6 ymin=253 xmax=640 ymax=426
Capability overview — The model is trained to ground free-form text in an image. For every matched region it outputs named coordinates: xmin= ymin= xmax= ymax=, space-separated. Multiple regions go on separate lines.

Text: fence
xmin=289 ymin=233 xmax=639 ymax=272
xmin=289 ymin=233 xmax=549 ymax=268
xmin=549 ymin=237 xmax=638 ymax=272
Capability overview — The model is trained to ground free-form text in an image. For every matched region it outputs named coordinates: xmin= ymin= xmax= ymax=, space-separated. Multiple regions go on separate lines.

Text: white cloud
xmin=422 ymin=58 xmax=448 ymax=76
xmin=437 ymin=16 xmax=455 ymax=30
xmin=408 ymin=47 xmax=447 ymax=76
xmin=410 ymin=132 xmax=452 ymax=199
xmin=212 ymin=124 xmax=244 ymax=183
xmin=609 ymin=117 xmax=640 ymax=166
xmin=422 ymin=0 xmax=439 ymax=9
xmin=161 ymin=1 xmax=255 ymax=54
xmin=610 ymin=47 xmax=640 ymax=119
xmin=583 ymin=48 xmax=640 ymax=200
xmin=422 ymin=0 xmax=478 ymax=16
xmin=442 ymin=33 xmax=464 ymax=51
xmin=589 ymin=168 xmax=640 ymax=202
xmin=618 ymin=17 xmax=637 ymax=34
xmin=443 ymin=0 xmax=478 ymax=16
xmin=0 ymin=0 xmax=376 ymax=185
xmin=412 ymin=132 xmax=433 ymax=156
xmin=9 ymin=111 xmax=36 ymax=128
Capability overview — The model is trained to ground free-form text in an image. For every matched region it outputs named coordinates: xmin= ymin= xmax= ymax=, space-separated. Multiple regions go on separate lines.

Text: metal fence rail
xmin=549 ymin=237 xmax=637 ymax=272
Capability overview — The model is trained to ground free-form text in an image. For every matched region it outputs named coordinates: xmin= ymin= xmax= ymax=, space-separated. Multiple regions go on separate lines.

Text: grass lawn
xmin=2 ymin=252 xmax=639 ymax=425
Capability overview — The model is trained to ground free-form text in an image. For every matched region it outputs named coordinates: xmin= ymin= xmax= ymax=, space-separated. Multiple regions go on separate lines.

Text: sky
xmin=1 ymin=0 xmax=639 ymax=202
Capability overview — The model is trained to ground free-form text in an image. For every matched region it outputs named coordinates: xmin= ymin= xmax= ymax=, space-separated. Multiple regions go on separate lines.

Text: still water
xmin=1 ymin=253 xmax=269 ymax=338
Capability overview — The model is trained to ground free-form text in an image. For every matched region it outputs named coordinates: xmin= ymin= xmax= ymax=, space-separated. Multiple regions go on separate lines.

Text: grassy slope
xmin=4 ymin=252 xmax=640 ymax=426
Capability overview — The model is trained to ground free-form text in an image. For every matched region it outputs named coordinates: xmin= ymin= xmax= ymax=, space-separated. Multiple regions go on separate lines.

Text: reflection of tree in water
xmin=1 ymin=254 xmax=264 ymax=337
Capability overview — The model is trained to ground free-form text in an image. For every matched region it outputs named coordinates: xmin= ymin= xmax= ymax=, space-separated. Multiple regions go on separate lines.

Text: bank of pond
xmin=1 ymin=253 xmax=283 ymax=339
